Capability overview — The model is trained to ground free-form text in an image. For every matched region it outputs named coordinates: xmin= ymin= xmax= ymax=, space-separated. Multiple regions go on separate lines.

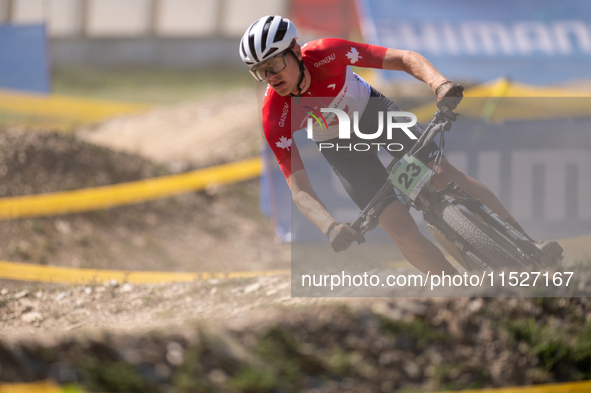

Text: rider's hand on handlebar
xmin=435 ymin=81 xmax=464 ymax=112
xmin=326 ymin=222 xmax=365 ymax=253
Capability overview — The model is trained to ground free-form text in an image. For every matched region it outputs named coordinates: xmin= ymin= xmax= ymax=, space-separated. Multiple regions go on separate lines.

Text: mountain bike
xmin=350 ymin=109 xmax=560 ymax=272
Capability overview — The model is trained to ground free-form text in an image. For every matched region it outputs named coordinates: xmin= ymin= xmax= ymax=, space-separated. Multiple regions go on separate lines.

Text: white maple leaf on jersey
xmin=346 ymin=47 xmax=362 ymax=64
xmin=276 ymin=136 xmax=292 ymax=150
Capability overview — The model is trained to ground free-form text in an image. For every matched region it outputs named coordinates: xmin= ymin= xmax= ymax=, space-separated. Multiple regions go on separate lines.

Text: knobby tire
xmin=440 ymin=204 xmax=523 ymax=270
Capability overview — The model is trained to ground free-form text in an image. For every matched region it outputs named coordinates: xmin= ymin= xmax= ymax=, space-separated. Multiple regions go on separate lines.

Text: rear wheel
xmin=441 ymin=204 xmax=525 ymax=270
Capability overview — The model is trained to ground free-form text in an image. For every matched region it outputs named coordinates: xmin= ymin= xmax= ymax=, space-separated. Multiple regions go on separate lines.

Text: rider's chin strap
xmin=288 ymin=48 xmax=306 ymax=97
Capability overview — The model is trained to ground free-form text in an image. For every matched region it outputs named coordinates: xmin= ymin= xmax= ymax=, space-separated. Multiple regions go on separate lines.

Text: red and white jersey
xmin=262 ymin=38 xmax=388 ymax=179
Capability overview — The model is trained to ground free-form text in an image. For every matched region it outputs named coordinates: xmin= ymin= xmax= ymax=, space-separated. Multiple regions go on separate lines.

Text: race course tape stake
xmin=0 ymin=157 xmax=261 ymax=220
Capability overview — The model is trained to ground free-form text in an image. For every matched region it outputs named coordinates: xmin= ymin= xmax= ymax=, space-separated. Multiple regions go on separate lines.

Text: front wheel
xmin=426 ymin=224 xmax=481 ymax=272
xmin=440 ymin=204 xmax=526 ymax=270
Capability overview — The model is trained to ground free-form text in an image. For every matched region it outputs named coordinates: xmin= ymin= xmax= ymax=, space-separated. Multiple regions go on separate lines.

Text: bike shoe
xmin=536 ymin=240 xmax=564 ymax=267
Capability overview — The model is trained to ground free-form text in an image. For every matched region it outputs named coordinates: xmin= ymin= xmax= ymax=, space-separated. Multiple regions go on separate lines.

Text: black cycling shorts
xmin=317 ymin=87 xmax=441 ymax=210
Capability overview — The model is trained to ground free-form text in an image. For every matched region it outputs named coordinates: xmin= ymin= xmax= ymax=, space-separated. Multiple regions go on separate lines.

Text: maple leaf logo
xmin=346 ymin=47 xmax=362 ymax=64
xmin=276 ymin=136 xmax=292 ymax=150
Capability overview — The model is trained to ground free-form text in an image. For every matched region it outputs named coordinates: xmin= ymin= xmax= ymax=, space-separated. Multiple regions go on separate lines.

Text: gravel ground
xmin=1 ymin=284 xmax=590 ymax=392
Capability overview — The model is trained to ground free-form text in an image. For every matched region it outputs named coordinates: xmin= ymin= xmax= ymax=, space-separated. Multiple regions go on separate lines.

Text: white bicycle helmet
xmin=239 ymin=15 xmax=298 ymax=67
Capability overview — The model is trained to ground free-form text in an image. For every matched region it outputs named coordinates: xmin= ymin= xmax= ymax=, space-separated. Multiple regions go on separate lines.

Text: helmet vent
xmin=248 ymin=33 xmax=259 ymax=63
xmin=274 ymin=20 xmax=288 ymax=42
xmin=263 ymin=47 xmax=278 ymax=59
xmin=240 ymin=41 xmax=248 ymax=59
xmin=261 ymin=16 xmax=274 ymax=52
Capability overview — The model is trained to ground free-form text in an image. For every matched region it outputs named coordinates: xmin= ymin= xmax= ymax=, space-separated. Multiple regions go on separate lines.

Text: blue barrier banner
xmin=0 ymin=24 xmax=50 ymax=93
xmin=260 ymin=144 xmax=293 ymax=242
xmin=357 ymin=0 xmax=591 ymax=84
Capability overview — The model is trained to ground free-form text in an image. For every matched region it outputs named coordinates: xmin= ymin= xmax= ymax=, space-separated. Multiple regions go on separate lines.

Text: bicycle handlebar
xmin=385 ymin=108 xmax=457 ymax=172
xmin=408 ymin=108 xmax=457 ymax=156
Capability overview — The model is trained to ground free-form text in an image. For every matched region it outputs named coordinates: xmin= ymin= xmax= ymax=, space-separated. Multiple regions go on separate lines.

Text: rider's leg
xmin=429 ymin=157 xmax=511 ymax=220
xmin=429 ymin=157 xmax=538 ymax=239
xmin=378 ymin=200 xmax=459 ymax=275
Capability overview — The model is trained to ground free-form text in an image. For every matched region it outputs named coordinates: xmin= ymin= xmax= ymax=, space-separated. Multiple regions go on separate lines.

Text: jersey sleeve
xmin=262 ymin=92 xmax=305 ymax=180
xmin=306 ymin=38 xmax=388 ymax=69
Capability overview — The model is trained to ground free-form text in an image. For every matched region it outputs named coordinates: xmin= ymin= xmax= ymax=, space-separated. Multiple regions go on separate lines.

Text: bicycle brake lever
xmin=435 ymin=108 xmax=459 ymax=122
xmin=443 ymin=119 xmax=453 ymax=131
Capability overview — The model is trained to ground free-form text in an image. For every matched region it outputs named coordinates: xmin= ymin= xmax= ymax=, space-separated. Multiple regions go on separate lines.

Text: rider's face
xmin=266 ymin=46 xmax=302 ymax=96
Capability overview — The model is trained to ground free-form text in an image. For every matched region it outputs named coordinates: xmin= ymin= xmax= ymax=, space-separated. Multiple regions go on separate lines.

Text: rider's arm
xmin=287 ymin=169 xmax=337 ymax=235
xmin=313 ymin=39 xmax=448 ymax=93
xmin=311 ymin=39 xmax=448 ymax=93
xmin=382 ymin=49 xmax=448 ymax=93
xmin=261 ymin=92 xmax=337 ymax=236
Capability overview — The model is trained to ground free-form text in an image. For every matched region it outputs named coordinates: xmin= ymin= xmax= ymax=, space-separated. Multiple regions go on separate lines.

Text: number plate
xmin=387 ymin=154 xmax=434 ymax=200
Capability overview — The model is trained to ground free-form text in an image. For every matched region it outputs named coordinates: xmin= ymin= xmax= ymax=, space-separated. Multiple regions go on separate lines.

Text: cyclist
xmin=240 ymin=15 xmax=563 ymax=274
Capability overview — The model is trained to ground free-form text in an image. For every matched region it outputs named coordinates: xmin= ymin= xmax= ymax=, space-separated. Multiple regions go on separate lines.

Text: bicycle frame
xmin=350 ymin=109 xmax=453 ymax=234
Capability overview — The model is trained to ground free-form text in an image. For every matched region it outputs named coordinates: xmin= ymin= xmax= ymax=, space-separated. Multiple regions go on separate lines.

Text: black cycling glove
xmin=435 ymin=81 xmax=464 ymax=111
xmin=326 ymin=222 xmax=365 ymax=253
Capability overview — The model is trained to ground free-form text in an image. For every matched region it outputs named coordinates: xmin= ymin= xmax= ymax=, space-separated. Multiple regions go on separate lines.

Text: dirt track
xmin=2 ymin=280 xmax=591 ymax=391
xmin=2 ymin=91 xmax=591 ymax=391
xmin=0 ymin=92 xmax=293 ymax=339
xmin=0 ymin=273 xmax=297 ymax=342
xmin=77 ymin=88 xmax=263 ymax=168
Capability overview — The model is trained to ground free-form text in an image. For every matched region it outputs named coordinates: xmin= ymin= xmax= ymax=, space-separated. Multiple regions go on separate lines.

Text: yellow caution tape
xmin=444 ymin=380 xmax=591 ymax=393
xmin=0 ymin=376 xmax=590 ymax=393
xmin=0 ymin=89 xmax=148 ymax=124
xmin=0 ymin=157 xmax=262 ymax=220
xmin=0 ymin=380 xmax=64 ymax=393
xmin=0 ymin=259 xmax=288 ymax=285
xmin=412 ymin=77 xmax=591 ymax=122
